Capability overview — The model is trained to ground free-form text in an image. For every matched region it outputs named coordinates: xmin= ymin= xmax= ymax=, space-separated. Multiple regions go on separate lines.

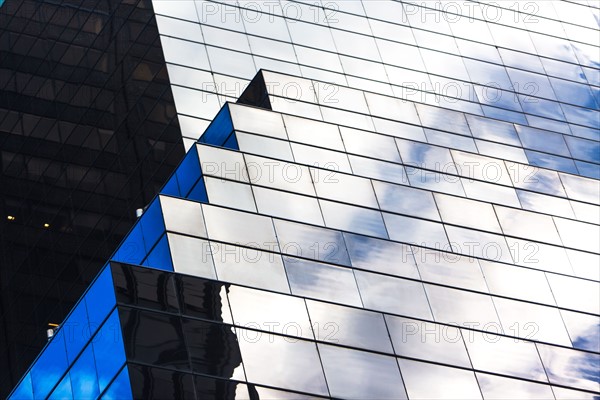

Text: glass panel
xmin=320 ymin=200 xmax=388 ymax=238
xmin=553 ymin=386 xmax=600 ymax=400
xmin=452 ymin=150 xmax=513 ymax=186
xmin=340 ymin=127 xmax=402 ymax=163
xmin=237 ymin=330 xmax=328 ymax=396
xmin=348 ymin=154 xmax=409 ymax=185
xmin=318 ymin=344 xmax=407 ymax=400
xmin=202 ymin=205 xmax=279 ymax=252
xmin=506 ymin=161 xmax=566 ymax=196
xmin=228 ymin=286 xmax=312 ymax=339
xmin=344 ymin=232 xmax=419 ymax=278
xmin=374 ymin=181 xmax=440 ymax=221
xmin=355 ymin=270 xmax=432 ymax=319
xmin=466 ymin=114 xmax=520 ymax=146
xmin=119 ymin=308 xmax=190 ymax=370
xmin=48 ymin=374 xmax=72 ymax=400
xmin=312 ymin=169 xmax=378 ymax=208
xmin=61 ymin=298 xmax=90 ymax=365
xmin=92 ymin=309 xmax=126 ymax=393
xmin=554 ymin=217 xmax=600 ymax=254
xmin=308 ymin=299 xmax=393 ymax=353
xmin=476 ymin=373 xmax=556 ymax=400
xmin=364 ymin=91 xmax=421 ymax=125
xmin=494 ymin=298 xmax=572 ymax=346
xmin=476 ymin=139 xmax=528 ymax=164
xmin=495 ymin=206 xmax=562 ymax=245
xmin=426 ymin=284 xmax=501 ymax=328
xmin=111 ymin=264 xmax=179 ymax=313
xmin=546 ymin=274 xmax=600 ymax=315
xmin=204 ymin=177 xmax=256 ymax=212
xmin=85 ymin=267 xmax=117 ymax=327
xmin=160 ymin=36 xmax=210 ymax=70
xmin=506 ymin=237 xmax=573 ymax=275
xmin=197 ymin=144 xmax=248 ymax=183
xmin=398 ymin=359 xmax=482 ymax=400
xmin=291 ymin=142 xmax=353 ymax=173
xmin=415 ymin=104 xmax=471 ymax=137
xmin=70 ymin=345 xmax=99 ymax=399
xmin=274 ymin=219 xmax=351 ymax=266
xmin=31 ymin=326 xmax=68 ymax=398
xmin=101 ymin=366 xmax=132 ymax=400
xmin=128 ymin=364 xmax=195 ymax=399
xmin=236 ymin=132 xmax=295 ymax=161
xmin=416 ymin=252 xmax=488 ymax=293
xmin=181 ymin=318 xmax=245 ymax=379
xmin=396 ymin=139 xmax=458 ymax=174
xmin=461 ymin=178 xmax=521 ymax=208
xmin=212 ymin=243 xmax=290 ymax=293
xmin=464 ymin=330 xmax=547 ymax=381
xmin=386 ymin=316 xmax=471 ymax=368
xmin=424 ymin=129 xmax=477 ymax=153
xmin=372 ymin=117 xmax=426 ymax=142
xmin=383 ymin=213 xmax=449 ymax=250
xmin=284 ymin=256 xmax=362 ymax=307
xmin=9 ymin=373 xmax=33 ymax=400
xmin=434 ymin=193 xmax=501 ymax=233
xmin=230 ymin=104 xmax=287 ymax=139
xmin=479 ymin=260 xmax=555 ymax=305
xmin=560 ymin=310 xmax=600 ymax=353
xmin=408 ymin=167 xmax=466 ymax=197
xmin=516 ymin=190 xmax=575 ymax=220
xmin=167 ymin=233 xmax=216 ymax=279
xmin=560 ymin=173 xmax=600 ymax=204
xmin=254 ymin=186 xmax=324 ymax=225
xmin=160 ymin=196 xmax=207 ymax=238
xmin=537 ymin=344 xmax=600 ymax=392
xmin=282 ymin=114 xmax=344 ymax=151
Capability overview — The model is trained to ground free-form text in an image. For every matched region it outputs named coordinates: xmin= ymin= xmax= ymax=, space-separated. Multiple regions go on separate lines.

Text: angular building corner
xmin=5 ymin=0 xmax=600 ymax=399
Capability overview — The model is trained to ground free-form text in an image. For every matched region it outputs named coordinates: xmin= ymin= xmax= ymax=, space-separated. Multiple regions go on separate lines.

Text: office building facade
xmin=6 ymin=0 xmax=600 ymax=398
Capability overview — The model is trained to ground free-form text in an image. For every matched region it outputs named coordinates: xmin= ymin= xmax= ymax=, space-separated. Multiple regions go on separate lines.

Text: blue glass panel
xmin=223 ymin=132 xmax=239 ymax=150
xmin=48 ymin=373 xmax=72 ymax=400
xmin=62 ymin=299 xmax=90 ymax=364
xmin=9 ymin=373 xmax=33 ymax=400
xmin=161 ymin=173 xmax=180 ymax=197
xmin=525 ymin=150 xmax=579 ymax=175
xmin=517 ymin=126 xmax=571 ymax=157
xmin=575 ymin=161 xmax=600 ymax=179
xmin=112 ymin=222 xmax=146 ymax=265
xmin=519 ymin=96 xmax=566 ymax=120
xmin=480 ymin=105 xmax=528 ymax=125
xmin=70 ymin=345 xmax=99 ymax=399
xmin=176 ymin=145 xmax=201 ymax=197
xmin=565 ymin=136 xmax=600 ymax=164
xmin=139 ymin=198 xmax=164 ymax=253
xmin=30 ymin=328 xmax=68 ymax=399
xmin=100 ymin=366 xmax=132 ymax=400
xmin=92 ymin=309 xmax=126 ymax=393
xmin=187 ymin=178 xmax=208 ymax=203
xmin=84 ymin=267 xmax=116 ymax=328
xmin=198 ymin=103 xmax=233 ymax=146
xmin=143 ymin=234 xmax=173 ymax=271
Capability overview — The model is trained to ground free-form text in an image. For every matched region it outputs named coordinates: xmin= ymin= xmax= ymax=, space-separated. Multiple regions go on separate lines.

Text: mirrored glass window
xmin=476 ymin=372 xmax=556 ymax=400
xmin=495 ymin=206 xmax=562 ymax=245
xmin=554 ymin=217 xmax=600 ymax=254
xmin=355 ymin=270 xmax=432 ymax=319
xmin=387 ymin=316 xmax=471 ymax=368
xmin=383 ymin=213 xmax=449 ymax=249
xmin=284 ymin=256 xmax=362 ymax=307
xmin=318 ymin=344 xmax=407 ymax=400
xmin=254 ymin=186 xmax=324 ymax=225
xmin=312 ymin=169 xmax=378 ymax=208
xmin=426 ymin=284 xmax=500 ymax=328
xmin=397 ymin=139 xmax=457 ymax=174
xmin=461 ymin=178 xmax=521 ymax=208
xmin=546 ymin=274 xmax=600 ymax=315
xmin=560 ymin=310 xmax=600 ymax=353
xmin=283 ymin=114 xmax=344 ymax=151
xmin=204 ymin=177 xmax=256 ymax=212
xmin=320 ymin=200 xmax=387 ymax=238
xmin=374 ymin=181 xmax=440 ymax=221
xmin=434 ymin=193 xmax=501 ymax=233
xmin=537 ymin=344 xmax=600 ymax=392
xmin=167 ymin=233 xmax=216 ymax=279
xmin=348 ymin=154 xmax=409 ymax=185
xmin=416 ymin=252 xmax=488 ymax=293
xmin=340 ymin=127 xmax=402 ymax=163
xmin=160 ymin=196 xmax=207 ymax=238
xmin=244 ymin=154 xmax=315 ymax=196
xmin=230 ymin=104 xmax=287 ymax=139
xmin=452 ymin=151 xmax=512 ymax=186
xmin=291 ymin=142 xmax=353 ymax=173
xmin=236 ymin=132 xmax=295 ymax=161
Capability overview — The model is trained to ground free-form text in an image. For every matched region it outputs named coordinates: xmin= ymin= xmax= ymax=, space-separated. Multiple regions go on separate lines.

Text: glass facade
xmin=6 ymin=0 xmax=600 ymax=398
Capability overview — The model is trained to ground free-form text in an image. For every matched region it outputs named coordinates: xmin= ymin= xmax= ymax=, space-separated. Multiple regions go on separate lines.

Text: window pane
xmin=283 ymin=114 xmax=344 ymax=151
xmin=476 ymin=373 xmax=555 ymax=400
xmin=416 ymin=253 xmax=488 ymax=293
xmin=160 ymin=196 xmax=207 ymax=238
xmin=425 ymin=284 xmax=500 ymax=328
xmin=434 ymin=193 xmax=501 ymax=233
xmin=244 ymin=154 xmax=316 ymax=196
xmin=537 ymin=344 xmax=600 ymax=392
xmin=312 ymin=169 xmax=378 ymax=208
xmin=374 ymin=181 xmax=440 ymax=221
xmin=204 ymin=177 xmax=257 ymax=212
xmin=383 ymin=213 xmax=449 ymax=249
xmin=254 ymin=186 xmax=324 ymax=225
xmin=167 ymin=233 xmax=216 ymax=279
xmin=320 ymin=200 xmax=388 ymax=238
xmin=340 ymin=127 xmax=401 ymax=163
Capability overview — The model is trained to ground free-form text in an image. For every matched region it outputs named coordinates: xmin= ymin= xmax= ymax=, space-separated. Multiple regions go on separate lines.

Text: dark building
xmin=0 ymin=0 xmax=184 ymax=394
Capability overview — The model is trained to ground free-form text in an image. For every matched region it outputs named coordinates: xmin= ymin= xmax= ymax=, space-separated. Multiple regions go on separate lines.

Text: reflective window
xmin=560 ymin=173 xmax=600 ymax=204
xmin=506 ymin=237 xmax=573 ymax=276
xmin=344 ymin=232 xmax=419 ymax=278
xmin=244 ymin=154 xmax=315 ymax=196
xmin=193 ymin=375 xmax=250 ymax=399
xmin=307 ymin=300 xmax=392 ymax=353
xmin=85 ymin=267 xmax=117 ymax=327
xmin=424 ymin=129 xmax=477 ymax=153
xmin=396 ymin=139 xmax=457 ymax=174
xmin=408 ymin=167 xmax=466 ymax=197
xmin=494 ymin=298 xmax=572 ymax=346
xmin=236 ymin=132 xmax=295 ymax=161
xmin=384 ymin=213 xmax=449 ymax=249
xmin=416 ymin=253 xmax=488 ymax=293
xmin=446 ymin=225 xmax=513 ymax=264
xmin=212 ymin=243 xmax=290 ymax=294
xmin=202 ymin=205 xmax=278 ymax=252
xmin=415 ymin=104 xmax=471 ymax=137
xmin=312 ymin=169 xmax=378 ymax=208
xmin=283 ymin=114 xmax=344 ymax=151
xmin=546 ymin=274 xmax=600 ymax=315
xmin=460 ymin=178 xmax=521 ymax=208
xmin=160 ymin=196 xmax=207 ymax=238
xmin=516 ymin=190 xmax=575 ymax=220
xmin=506 ymin=161 xmax=565 ymax=196
xmin=112 ymin=264 xmax=178 ymax=313
xmin=167 ymin=233 xmax=216 ymax=279
xmin=274 ymin=219 xmax=351 ymax=266
xmin=320 ymin=200 xmax=388 ymax=238
xmin=464 ymin=331 xmax=547 ymax=381
xmin=374 ymin=181 xmax=440 ymax=221
xmin=476 ymin=140 xmax=528 ymax=164
xmin=198 ymin=144 xmax=248 ymax=183
xmin=237 ymin=330 xmax=329 ymax=396
xmin=48 ymin=372 xmax=72 ymax=400
xmin=355 ymin=270 xmax=432 ymax=319
xmin=365 ymin=91 xmax=420 ymax=125
xmin=348 ymin=154 xmax=409 ymax=185
xmin=434 ymin=193 xmax=501 ymax=233
xmin=452 ymin=151 xmax=512 ymax=186
xmin=291 ymin=142 xmax=353 ymax=173
xmin=554 ymin=217 xmax=600 ymax=254
xmin=128 ymin=364 xmax=195 ymax=399
xmin=99 ymin=366 xmax=132 ymax=400
xmin=181 ymin=318 xmax=245 ymax=379
xmin=160 ymin=36 xmax=210 ymax=70
xmin=228 ymin=286 xmax=312 ymax=339
xmin=284 ymin=257 xmax=362 ymax=307
xmin=537 ymin=344 xmax=600 ymax=392
xmin=479 ymin=260 xmax=555 ymax=305
xmin=476 ymin=372 xmax=556 ymax=400
xmin=560 ymin=310 xmax=600 ymax=353
xmin=426 ymin=284 xmax=500 ymax=328
xmin=69 ymin=345 xmax=99 ymax=399
xmin=230 ymin=104 xmax=287 ymax=139
xmin=398 ymin=359 xmax=482 ymax=400
xmin=318 ymin=344 xmax=407 ymax=400
xmin=340 ymin=127 xmax=401 ymax=163
xmin=205 ymin=177 xmax=256 ymax=212
xmin=387 ymin=316 xmax=471 ymax=368
xmin=254 ymin=186 xmax=324 ymax=225
xmin=494 ymin=206 xmax=562 ymax=245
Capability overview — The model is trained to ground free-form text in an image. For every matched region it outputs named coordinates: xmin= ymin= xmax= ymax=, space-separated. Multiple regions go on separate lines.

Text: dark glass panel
xmin=175 ymin=275 xmax=232 ymax=323
xmin=128 ymin=364 xmax=195 ymax=400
